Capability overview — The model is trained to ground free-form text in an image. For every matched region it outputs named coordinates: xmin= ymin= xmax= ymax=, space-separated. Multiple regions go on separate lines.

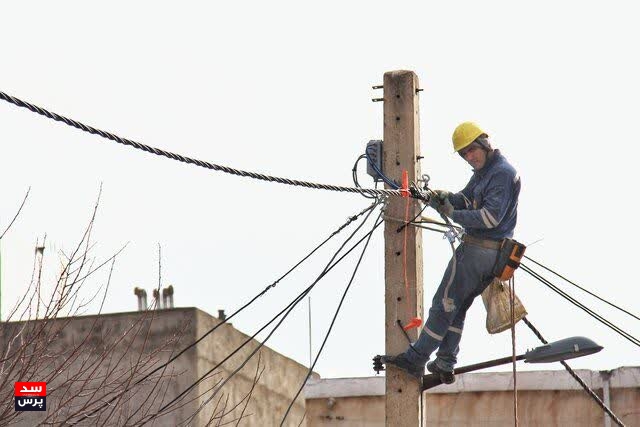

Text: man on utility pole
xmin=384 ymin=122 xmax=522 ymax=386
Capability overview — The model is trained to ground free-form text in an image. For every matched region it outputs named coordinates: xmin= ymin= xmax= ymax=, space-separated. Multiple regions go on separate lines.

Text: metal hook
xmin=418 ymin=174 xmax=431 ymax=191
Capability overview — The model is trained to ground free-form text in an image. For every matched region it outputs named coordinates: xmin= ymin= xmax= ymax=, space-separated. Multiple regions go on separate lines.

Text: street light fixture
xmin=523 ymin=336 xmax=602 ymax=363
xmin=422 ymin=336 xmax=603 ymax=391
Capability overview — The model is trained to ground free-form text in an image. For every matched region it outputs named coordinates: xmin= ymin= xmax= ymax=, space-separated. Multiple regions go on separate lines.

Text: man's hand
xmin=433 ymin=189 xmax=452 ymax=201
xmin=437 ymin=197 xmax=454 ymax=218
xmin=428 ymin=191 xmax=454 ymax=218
xmin=428 ymin=189 xmax=452 ymax=212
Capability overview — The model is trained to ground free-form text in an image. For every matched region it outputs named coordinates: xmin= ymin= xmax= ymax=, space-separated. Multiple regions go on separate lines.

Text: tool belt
xmin=461 ymin=234 xmax=502 ymax=250
xmin=462 ymin=235 xmax=526 ymax=281
xmin=493 ymin=238 xmax=526 ymax=281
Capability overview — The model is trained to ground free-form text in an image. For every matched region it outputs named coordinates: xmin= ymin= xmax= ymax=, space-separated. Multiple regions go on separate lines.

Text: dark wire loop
xmin=352 ymin=154 xmax=378 ymax=199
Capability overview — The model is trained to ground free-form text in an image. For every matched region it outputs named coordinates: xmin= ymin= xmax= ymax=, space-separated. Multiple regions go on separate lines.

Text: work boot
xmin=382 ymin=354 xmax=424 ymax=379
xmin=427 ymin=360 xmax=455 ymax=385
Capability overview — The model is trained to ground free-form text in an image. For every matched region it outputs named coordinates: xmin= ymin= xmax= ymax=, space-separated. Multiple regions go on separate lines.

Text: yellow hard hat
xmin=452 ymin=122 xmax=487 ymax=152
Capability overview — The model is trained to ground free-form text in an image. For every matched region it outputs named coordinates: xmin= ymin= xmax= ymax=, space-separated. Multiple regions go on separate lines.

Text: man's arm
xmin=451 ymin=171 xmax=515 ymax=229
xmin=448 ymin=179 xmax=474 ymax=210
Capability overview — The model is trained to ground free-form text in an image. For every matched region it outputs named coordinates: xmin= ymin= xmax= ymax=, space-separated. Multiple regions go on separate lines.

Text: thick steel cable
xmin=70 ymin=201 xmax=380 ymax=424
xmin=0 ymin=91 xmax=401 ymax=198
xmin=524 ymin=255 xmax=640 ymax=322
xmin=281 ymin=212 xmax=383 ymax=425
xmin=522 ymin=317 xmax=626 ymax=427
xmin=521 ymin=264 xmax=640 ymax=348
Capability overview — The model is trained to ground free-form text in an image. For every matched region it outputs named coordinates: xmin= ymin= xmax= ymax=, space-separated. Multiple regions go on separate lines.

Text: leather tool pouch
xmin=493 ymin=238 xmax=526 ymax=281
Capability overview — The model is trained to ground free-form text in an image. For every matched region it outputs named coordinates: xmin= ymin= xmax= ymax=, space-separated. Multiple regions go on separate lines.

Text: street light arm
xmin=421 ymin=336 xmax=603 ymax=391
xmin=422 ymin=354 xmax=526 ymax=391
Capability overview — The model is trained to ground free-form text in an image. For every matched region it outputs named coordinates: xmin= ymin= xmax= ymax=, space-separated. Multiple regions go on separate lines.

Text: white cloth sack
xmin=481 ymin=277 xmax=527 ymax=334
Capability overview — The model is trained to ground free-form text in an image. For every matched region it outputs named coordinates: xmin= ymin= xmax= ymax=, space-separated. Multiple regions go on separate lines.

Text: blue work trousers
xmin=404 ymin=242 xmax=497 ymax=371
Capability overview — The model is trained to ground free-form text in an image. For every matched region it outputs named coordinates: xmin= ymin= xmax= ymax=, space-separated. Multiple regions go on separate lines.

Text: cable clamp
xmin=379 ymin=195 xmax=391 ymax=213
xmin=408 ymin=184 xmax=429 ymax=204
xmin=444 ymin=229 xmax=459 ymax=244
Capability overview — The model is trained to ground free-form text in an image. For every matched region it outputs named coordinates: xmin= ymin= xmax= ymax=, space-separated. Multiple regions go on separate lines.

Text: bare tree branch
xmin=0 ymin=186 xmax=30 ymax=240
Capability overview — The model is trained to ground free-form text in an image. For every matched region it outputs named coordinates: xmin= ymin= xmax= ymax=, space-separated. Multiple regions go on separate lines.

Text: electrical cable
xmin=522 ymin=317 xmax=626 ymax=427
xmin=148 ymin=206 xmax=381 ymax=424
xmin=509 ymin=277 xmax=518 ymax=426
xmin=352 ymin=154 xmax=377 ymax=199
xmin=181 ymin=206 xmax=381 ymax=424
xmin=416 ymin=217 xmax=462 ymax=230
xmin=396 ymin=200 xmax=429 ymax=233
xmin=520 ymin=263 xmax=640 ymax=348
xmin=524 ymin=255 xmax=640 ymax=322
xmin=404 ymin=220 xmax=631 ymax=424
xmin=70 ymin=201 xmax=380 ymax=424
xmin=280 ymin=211 xmax=383 ymax=425
xmin=0 ymin=91 xmax=401 ymax=199
xmin=136 ymin=204 xmax=384 ymax=425
xmin=521 ymin=262 xmax=640 ymax=347
xmin=414 ymin=222 xmax=639 ymax=347
xmin=412 ymin=223 xmax=447 ymax=234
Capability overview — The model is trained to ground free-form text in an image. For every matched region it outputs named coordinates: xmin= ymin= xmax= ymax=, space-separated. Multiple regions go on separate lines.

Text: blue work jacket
xmin=448 ymin=150 xmax=520 ymax=240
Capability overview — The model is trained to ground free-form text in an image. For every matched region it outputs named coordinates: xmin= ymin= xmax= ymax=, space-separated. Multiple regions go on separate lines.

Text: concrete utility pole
xmin=383 ymin=70 xmax=424 ymax=426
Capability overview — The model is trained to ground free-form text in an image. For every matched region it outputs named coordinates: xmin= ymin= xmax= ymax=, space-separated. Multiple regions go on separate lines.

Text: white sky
xmin=1 ymin=1 xmax=638 ymax=380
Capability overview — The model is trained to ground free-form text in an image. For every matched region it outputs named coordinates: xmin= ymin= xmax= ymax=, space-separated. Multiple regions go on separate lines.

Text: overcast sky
xmin=1 ymin=1 xmax=638 ymax=380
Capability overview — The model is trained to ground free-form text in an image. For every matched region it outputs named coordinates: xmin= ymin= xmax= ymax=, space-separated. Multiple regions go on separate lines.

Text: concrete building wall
xmin=611 ymin=388 xmax=640 ymax=427
xmin=1 ymin=308 xmax=199 ymax=426
xmin=193 ymin=309 xmax=311 ymax=426
xmin=306 ymin=396 xmax=385 ymax=426
xmin=425 ymin=390 xmax=604 ymax=426
xmin=0 ymin=307 xmax=312 ymax=426
xmin=304 ymin=368 xmax=640 ymax=426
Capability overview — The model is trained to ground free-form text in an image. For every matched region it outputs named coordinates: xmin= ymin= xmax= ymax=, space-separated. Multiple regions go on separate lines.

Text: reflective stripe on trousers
xmin=405 ymin=243 xmax=497 ymax=370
